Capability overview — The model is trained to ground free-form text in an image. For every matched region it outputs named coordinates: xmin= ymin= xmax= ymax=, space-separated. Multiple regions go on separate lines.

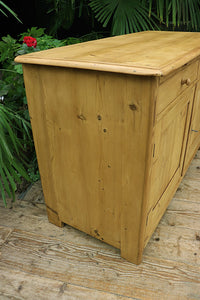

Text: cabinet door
xmin=183 ymin=81 xmax=200 ymax=173
xmin=147 ymin=87 xmax=195 ymax=212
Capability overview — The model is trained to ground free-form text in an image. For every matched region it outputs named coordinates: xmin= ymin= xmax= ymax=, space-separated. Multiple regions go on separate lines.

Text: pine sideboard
xmin=15 ymin=31 xmax=200 ymax=264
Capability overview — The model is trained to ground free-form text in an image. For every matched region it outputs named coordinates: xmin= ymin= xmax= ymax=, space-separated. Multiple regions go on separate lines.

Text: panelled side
xmin=23 ymin=64 xmax=156 ymax=259
xmin=144 ymin=85 xmax=195 ymax=246
xmin=183 ymin=80 xmax=200 ymax=174
xmin=41 ymin=66 xmax=126 ymax=248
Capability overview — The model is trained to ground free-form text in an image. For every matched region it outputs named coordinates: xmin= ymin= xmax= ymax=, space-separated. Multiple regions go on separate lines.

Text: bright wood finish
xmin=15 ymin=31 xmax=200 ymax=76
xmin=156 ymin=61 xmax=198 ymax=114
xmin=0 ymin=154 xmax=200 ymax=300
xmin=144 ymin=88 xmax=195 ymax=246
xmin=15 ymin=31 xmax=200 ymax=264
xmin=183 ymin=81 xmax=200 ymax=172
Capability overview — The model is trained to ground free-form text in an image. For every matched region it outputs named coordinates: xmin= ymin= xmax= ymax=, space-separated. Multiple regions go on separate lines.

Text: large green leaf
xmin=149 ymin=0 xmax=200 ymax=30
xmin=46 ymin=0 xmax=75 ymax=35
xmin=0 ymin=1 xmax=22 ymax=23
xmin=0 ymin=104 xmax=31 ymax=205
xmin=89 ymin=0 xmax=159 ymax=35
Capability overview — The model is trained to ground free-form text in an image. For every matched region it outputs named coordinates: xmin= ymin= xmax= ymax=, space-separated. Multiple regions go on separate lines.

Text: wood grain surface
xmin=0 ymin=150 xmax=200 ymax=299
xmin=15 ymin=31 xmax=200 ymax=76
xmin=22 ymin=63 xmax=157 ymax=264
xmin=14 ymin=31 xmax=200 ymax=266
xmin=0 ymin=266 xmax=133 ymax=300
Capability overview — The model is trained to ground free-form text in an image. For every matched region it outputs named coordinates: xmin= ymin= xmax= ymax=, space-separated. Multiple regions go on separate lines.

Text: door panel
xmin=183 ymin=81 xmax=200 ymax=173
xmin=147 ymin=86 xmax=195 ymax=211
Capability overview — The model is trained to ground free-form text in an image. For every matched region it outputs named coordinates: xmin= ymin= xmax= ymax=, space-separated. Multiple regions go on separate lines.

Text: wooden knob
xmin=181 ymin=78 xmax=191 ymax=86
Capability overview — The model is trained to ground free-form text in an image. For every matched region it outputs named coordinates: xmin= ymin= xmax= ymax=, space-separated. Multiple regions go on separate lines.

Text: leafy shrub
xmin=0 ymin=27 xmax=81 ymax=206
xmin=89 ymin=0 xmax=200 ymax=35
xmin=0 ymin=103 xmax=30 ymax=206
xmin=0 ymin=0 xmax=21 ymax=22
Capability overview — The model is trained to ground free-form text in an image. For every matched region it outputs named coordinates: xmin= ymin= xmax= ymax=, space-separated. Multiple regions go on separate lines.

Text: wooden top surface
xmin=15 ymin=31 xmax=200 ymax=76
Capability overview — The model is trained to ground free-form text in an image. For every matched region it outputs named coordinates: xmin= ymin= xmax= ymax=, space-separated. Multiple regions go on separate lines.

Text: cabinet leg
xmin=46 ymin=206 xmax=64 ymax=227
xmin=121 ymin=247 xmax=143 ymax=265
xmin=120 ymin=227 xmax=143 ymax=265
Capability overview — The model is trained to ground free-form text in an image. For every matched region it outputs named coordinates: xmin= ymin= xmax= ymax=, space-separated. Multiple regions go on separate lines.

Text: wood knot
xmin=94 ymin=229 xmax=100 ymax=237
xmin=129 ymin=104 xmax=138 ymax=111
xmin=77 ymin=114 xmax=86 ymax=121
xmin=18 ymin=285 xmax=23 ymax=292
xmin=196 ymin=233 xmax=200 ymax=241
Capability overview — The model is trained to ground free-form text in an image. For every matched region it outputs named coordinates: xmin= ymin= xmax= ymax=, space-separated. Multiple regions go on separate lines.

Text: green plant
xmin=89 ymin=0 xmax=200 ymax=35
xmin=0 ymin=1 xmax=21 ymax=22
xmin=34 ymin=0 xmax=82 ymax=37
xmin=46 ymin=0 xmax=76 ymax=35
xmin=0 ymin=27 xmax=68 ymax=111
xmin=0 ymin=27 xmax=80 ymax=205
xmin=34 ymin=1 xmax=200 ymax=38
xmin=149 ymin=0 xmax=200 ymax=30
xmin=0 ymin=103 xmax=30 ymax=206
xmin=89 ymin=0 xmax=160 ymax=35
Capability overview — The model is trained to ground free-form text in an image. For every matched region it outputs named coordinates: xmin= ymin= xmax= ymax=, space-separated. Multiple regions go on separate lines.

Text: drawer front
xmin=156 ymin=61 xmax=198 ymax=115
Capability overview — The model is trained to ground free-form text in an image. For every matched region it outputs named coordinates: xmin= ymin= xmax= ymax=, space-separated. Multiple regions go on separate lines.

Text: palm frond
xmin=89 ymin=0 xmax=159 ymax=36
xmin=0 ymin=104 xmax=31 ymax=205
xmin=46 ymin=0 xmax=75 ymax=35
xmin=0 ymin=1 xmax=22 ymax=23
xmin=149 ymin=0 xmax=200 ymax=30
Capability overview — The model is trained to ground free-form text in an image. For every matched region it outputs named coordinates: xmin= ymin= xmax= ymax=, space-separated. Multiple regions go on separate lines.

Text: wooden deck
xmin=0 ymin=151 xmax=200 ymax=299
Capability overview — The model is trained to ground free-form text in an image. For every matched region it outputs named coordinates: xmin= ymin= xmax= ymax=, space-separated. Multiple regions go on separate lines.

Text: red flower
xmin=23 ymin=36 xmax=37 ymax=48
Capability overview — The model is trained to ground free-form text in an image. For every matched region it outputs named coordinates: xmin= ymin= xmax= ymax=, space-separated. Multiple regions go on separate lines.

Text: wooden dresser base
xmin=15 ymin=31 xmax=200 ymax=264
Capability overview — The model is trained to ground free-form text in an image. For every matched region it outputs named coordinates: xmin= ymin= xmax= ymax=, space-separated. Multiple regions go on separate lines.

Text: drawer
xmin=156 ymin=61 xmax=198 ymax=115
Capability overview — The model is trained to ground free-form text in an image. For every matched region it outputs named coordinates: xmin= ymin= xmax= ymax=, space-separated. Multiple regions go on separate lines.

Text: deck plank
xmin=0 ymin=228 xmax=199 ymax=299
xmin=0 ymin=150 xmax=200 ymax=299
xmin=0 ymin=200 xmax=116 ymax=250
xmin=0 ymin=226 xmax=13 ymax=247
xmin=183 ymin=156 xmax=200 ymax=181
xmin=144 ymin=225 xmax=200 ymax=266
xmin=161 ymin=198 xmax=200 ymax=230
xmin=175 ymin=179 xmax=200 ymax=202
xmin=0 ymin=265 xmax=136 ymax=300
